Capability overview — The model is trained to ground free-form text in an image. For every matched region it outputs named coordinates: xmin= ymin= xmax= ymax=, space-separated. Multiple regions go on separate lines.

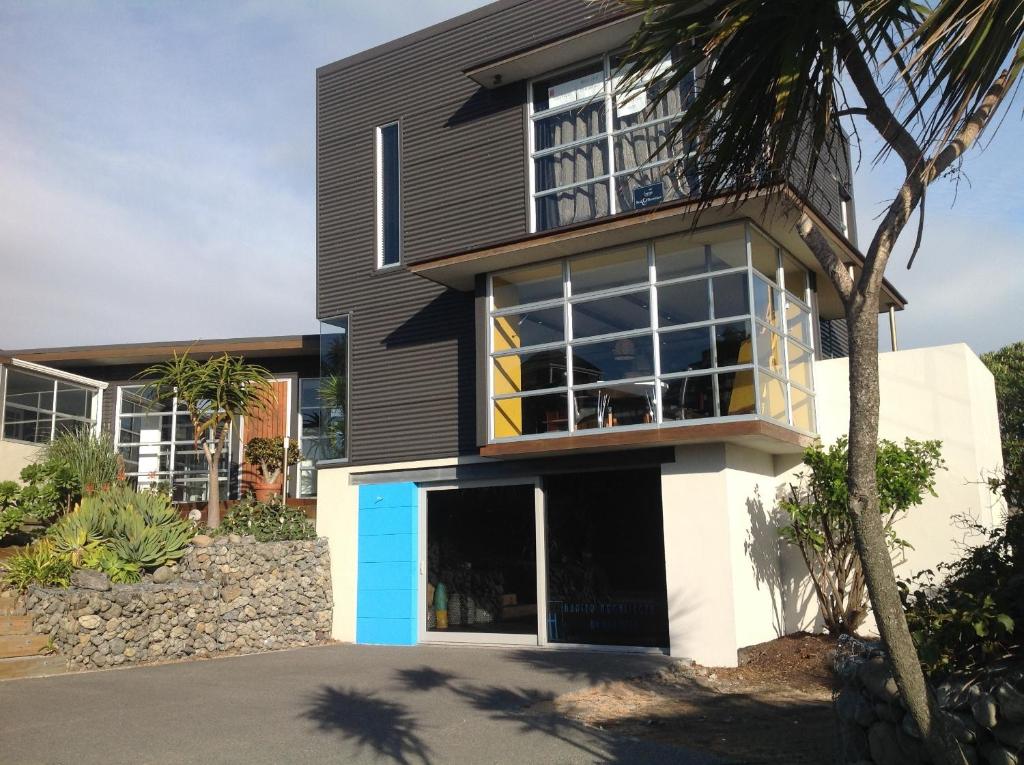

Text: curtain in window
xmin=535 ymin=103 xmax=609 ymax=229
xmin=614 ymin=70 xmax=697 ymax=211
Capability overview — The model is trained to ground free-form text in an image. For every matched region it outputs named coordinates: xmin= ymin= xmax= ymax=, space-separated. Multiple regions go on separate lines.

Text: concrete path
xmin=0 ymin=643 xmax=719 ymax=764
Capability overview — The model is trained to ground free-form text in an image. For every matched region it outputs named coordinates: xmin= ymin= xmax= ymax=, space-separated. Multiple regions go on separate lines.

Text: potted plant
xmin=244 ymin=436 xmax=302 ymax=501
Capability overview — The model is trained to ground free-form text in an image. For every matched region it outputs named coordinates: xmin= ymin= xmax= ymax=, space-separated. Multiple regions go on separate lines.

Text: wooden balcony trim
xmin=480 ymin=418 xmax=813 ymax=458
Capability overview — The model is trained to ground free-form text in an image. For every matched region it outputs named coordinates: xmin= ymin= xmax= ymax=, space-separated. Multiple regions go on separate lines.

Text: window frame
xmin=297 ymin=376 xmax=324 ymax=498
xmin=113 ymin=384 xmax=232 ymax=501
xmin=527 ymin=52 xmax=697 ymax=233
xmin=485 ymin=221 xmax=817 ymax=443
xmin=316 ymin=314 xmax=351 ymax=467
xmin=375 ymin=121 xmax=402 ymax=270
xmin=0 ymin=362 xmax=102 ymax=445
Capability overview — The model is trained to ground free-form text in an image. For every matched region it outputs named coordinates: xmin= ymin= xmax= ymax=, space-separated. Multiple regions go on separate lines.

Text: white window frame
xmin=527 ymin=52 xmax=697 ymax=233
xmin=0 ymin=360 xmax=104 ymax=445
xmin=113 ymin=385 xmax=232 ymax=501
xmin=375 ymin=121 xmax=402 ymax=269
xmin=485 ymin=221 xmax=817 ymax=444
xmin=297 ymin=376 xmax=322 ymax=498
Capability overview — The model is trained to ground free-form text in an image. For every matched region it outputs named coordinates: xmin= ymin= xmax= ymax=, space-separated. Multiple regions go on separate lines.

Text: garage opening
xmin=544 ymin=468 xmax=669 ymax=648
xmin=426 ymin=484 xmax=538 ymax=636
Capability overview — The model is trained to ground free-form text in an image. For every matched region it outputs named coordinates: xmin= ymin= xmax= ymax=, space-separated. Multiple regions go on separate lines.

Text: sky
xmin=0 ymin=1 xmax=1021 ymax=356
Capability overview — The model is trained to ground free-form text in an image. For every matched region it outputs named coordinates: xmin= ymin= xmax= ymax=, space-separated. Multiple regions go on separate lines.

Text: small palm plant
xmin=137 ymin=352 xmax=273 ymax=528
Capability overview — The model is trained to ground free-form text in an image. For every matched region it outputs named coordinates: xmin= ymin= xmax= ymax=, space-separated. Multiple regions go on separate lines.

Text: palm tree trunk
xmin=204 ymin=439 xmax=222 ymax=529
xmin=846 ymin=304 xmax=965 ymax=765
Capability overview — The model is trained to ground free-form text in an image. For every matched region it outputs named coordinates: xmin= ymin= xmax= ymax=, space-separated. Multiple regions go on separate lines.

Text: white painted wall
xmin=661 ymin=444 xmax=737 ymax=665
xmin=315 ymin=466 xmax=360 ymax=642
xmin=0 ymin=440 xmax=40 ymax=483
xmin=782 ymin=343 xmax=1005 ymax=634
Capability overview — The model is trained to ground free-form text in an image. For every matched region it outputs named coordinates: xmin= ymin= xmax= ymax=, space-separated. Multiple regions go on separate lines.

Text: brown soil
xmin=555 ymin=633 xmax=839 ymax=764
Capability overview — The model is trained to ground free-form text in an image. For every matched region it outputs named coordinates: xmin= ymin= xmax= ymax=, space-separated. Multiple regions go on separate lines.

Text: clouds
xmin=0 ymin=1 xmax=1020 ymax=354
xmin=0 ymin=0 xmax=487 ymax=349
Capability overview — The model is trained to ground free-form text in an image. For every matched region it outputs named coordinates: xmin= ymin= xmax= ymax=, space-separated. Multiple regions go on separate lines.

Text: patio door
xmin=419 ymin=481 xmax=545 ymax=645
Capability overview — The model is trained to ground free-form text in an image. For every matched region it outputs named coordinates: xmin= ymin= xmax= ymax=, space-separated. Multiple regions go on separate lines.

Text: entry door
xmin=419 ymin=482 xmax=544 ymax=645
xmin=239 ymin=378 xmax=293 ymax=495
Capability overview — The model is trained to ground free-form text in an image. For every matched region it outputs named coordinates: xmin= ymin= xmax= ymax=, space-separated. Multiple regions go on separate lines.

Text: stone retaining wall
xmin=835 ymin=637 xmax=1024 ymax=765
xmin=24 ymin=537 xmax=331 ymax=670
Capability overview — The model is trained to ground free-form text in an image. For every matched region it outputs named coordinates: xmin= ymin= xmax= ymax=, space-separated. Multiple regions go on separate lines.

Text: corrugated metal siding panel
xmin=317 ymin=0 xmax=619 ymax=465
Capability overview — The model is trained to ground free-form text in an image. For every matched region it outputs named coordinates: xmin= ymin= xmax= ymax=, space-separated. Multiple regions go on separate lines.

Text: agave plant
xmin=109 ymin=523 xmax=192 ymax=569
xmin=46 ymin=503 xmax=104 ymax=566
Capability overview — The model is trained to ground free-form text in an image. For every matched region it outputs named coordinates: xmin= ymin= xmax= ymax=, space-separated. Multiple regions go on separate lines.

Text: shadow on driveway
xmin=303 ymin=686 xmax=432 ymax=765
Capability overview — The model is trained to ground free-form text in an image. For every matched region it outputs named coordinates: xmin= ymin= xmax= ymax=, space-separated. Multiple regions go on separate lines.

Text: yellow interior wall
xmin=492 ymin=316 xmax=523 ymax=437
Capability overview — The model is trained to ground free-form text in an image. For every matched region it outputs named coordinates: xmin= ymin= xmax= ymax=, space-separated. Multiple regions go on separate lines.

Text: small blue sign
xmin=633 ymin=181 xmax=664 ymax=209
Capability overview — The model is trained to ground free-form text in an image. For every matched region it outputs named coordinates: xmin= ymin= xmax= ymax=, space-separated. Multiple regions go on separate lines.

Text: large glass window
xmin=530 ymin=52 xmax=697 ymax=232
xmin=487 ymin=222 xmax=817 ymax=441
xmin=114 ymin=386 xmax=231 ymax=502
xmin=318 ymin=317 xmax=349 ymax=463
xmin=1 ymin=367 xmax=99 ymax=443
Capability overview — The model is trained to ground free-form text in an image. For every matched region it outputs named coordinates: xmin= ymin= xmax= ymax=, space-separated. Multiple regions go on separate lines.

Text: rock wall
xmin=24 ymin=537 xmax=331 ymax=670
xmin=835 ymin=637 xmax=1024 ymax=765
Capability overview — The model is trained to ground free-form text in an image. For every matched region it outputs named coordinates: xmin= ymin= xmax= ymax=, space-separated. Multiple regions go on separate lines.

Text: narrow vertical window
xmin=376 ymin=122 xmax=401 ymax=268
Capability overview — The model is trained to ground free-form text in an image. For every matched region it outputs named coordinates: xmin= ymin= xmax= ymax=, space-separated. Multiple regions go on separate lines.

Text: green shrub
xmin=217 ymin=495 xmax=315 ymax=542
xmin=41 ymin=429 xmax=121 ymax=494
xmin=81 ymin=547 xmax=142 ymax=584
xmin=1 ymin=542 xmax=73 ymax=592
xmin=0 ymin=481 xmax=25 ymax=542
xmin=779 ymin=437 xmax=944 ymax=635
xmin=902 ymin=513 xmax=1023 ymax=677
xmin=244 ymin=437 xmax=302 ymax=484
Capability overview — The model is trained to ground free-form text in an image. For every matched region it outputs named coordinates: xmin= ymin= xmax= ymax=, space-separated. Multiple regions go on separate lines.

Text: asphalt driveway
xmin=0 ymin=643 xmax=719 ymax=765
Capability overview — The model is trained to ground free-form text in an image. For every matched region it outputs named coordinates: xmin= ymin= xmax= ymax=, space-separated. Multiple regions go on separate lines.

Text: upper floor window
xmin=376 ymin=122 xmax=401 ymax=268
xmin=530 ymin=52 xmax=697 ymax=232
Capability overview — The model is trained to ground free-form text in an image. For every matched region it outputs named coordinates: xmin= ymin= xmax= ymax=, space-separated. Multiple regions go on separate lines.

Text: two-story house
xmin=314 ymin=0 xmax=1003 ymax=665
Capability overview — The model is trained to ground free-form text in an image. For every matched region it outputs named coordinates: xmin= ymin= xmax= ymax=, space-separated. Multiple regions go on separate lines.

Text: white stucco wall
xmin=782 ymin=343 xmax=1005 ymax=634
xmin=660 ymin=443 xmax=789 ymax=666
xmin=0 ymin=440 xmax=40 ymax=483
xmin=315 ymin=466 xmax=360 ymax=642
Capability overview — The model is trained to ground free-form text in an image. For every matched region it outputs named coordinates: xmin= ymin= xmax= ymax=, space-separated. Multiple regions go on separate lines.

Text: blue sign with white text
xmin=633 ymin=181 xmax=664 ymax=209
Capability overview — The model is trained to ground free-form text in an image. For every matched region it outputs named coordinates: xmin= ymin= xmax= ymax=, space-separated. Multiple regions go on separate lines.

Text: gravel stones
xmin=24 ymin=538 xmax=331 ymax=672
xmin=71 ymin=570 xmax=111 ymax=592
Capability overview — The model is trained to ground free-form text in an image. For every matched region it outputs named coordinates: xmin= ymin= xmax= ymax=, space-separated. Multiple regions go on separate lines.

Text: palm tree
xmin=137 ymin=352 xmax=273 ymax=528
xmin=619 ymin=2 xmax=1024 ymax=763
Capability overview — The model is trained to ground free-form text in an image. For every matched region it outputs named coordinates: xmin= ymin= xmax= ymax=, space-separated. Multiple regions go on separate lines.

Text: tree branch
xmin=859 ymin=64 xmax=1018 ymax=299
xmin=838 ymin=26 xmax=924 ymax=174
xmin=927 ymin=66 xmax=1018 ymax=183
xmin=796 ymin=213 xmax=854 ymax=303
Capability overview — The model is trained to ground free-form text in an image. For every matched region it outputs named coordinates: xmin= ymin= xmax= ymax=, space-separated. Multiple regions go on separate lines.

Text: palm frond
xmin=902 ymin=0 xmax=1024 ymax=149
xmin=615 ymin=0 xmax=922 ymax=208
